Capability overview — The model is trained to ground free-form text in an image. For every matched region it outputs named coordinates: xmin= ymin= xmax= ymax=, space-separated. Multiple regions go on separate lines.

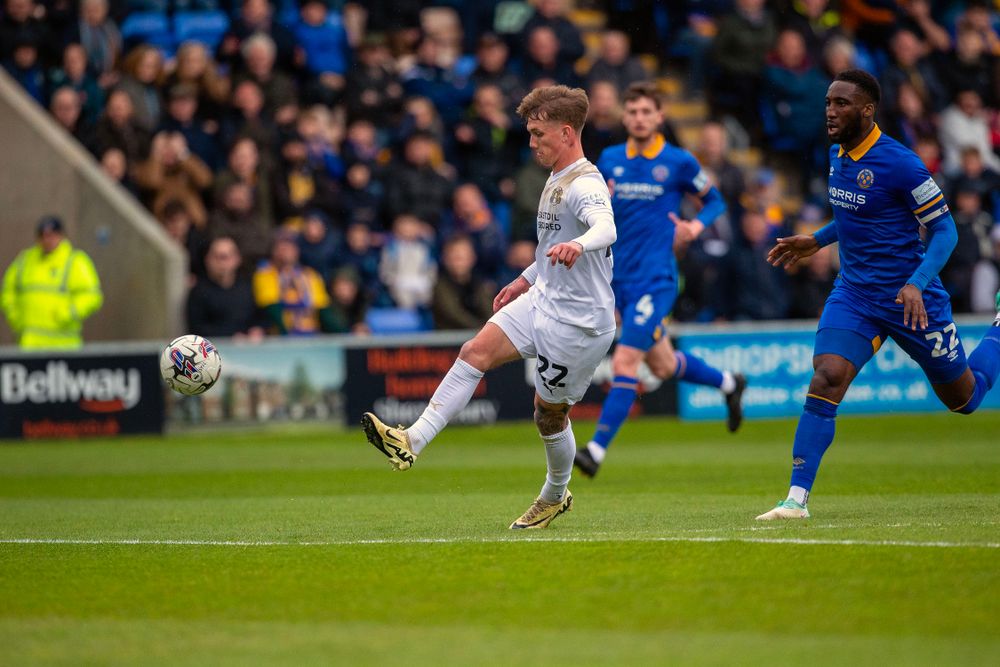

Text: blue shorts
xmin=815 ymin=285 xmax=968 ymax=384
xmin=614 ymin=280 xmax=678 ymax=351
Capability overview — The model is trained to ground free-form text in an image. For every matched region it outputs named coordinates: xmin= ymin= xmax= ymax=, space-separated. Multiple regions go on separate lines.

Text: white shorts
xmin=489 ymin=294 xmax=614 ymax=405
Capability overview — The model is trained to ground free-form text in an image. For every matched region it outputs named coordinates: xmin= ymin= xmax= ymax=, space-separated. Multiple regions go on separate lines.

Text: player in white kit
xmin=362 ymin=85 xmax=617 ymax=529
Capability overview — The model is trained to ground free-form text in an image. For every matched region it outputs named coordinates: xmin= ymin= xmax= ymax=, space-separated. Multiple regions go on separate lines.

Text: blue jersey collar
xmin=837 ymin=124 xmax=881 ymax=161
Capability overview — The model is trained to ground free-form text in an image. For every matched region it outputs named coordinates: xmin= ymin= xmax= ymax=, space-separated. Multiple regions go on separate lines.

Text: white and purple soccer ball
xmin=160 ymin=334 xmax=223 ymax=396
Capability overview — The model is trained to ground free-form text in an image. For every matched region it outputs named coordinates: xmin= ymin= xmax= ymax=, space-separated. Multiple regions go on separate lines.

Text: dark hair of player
xmin=834 ymin=69 xmax=881 ymax=108
xmin=623 ymin=81 xmax=662 ymax=109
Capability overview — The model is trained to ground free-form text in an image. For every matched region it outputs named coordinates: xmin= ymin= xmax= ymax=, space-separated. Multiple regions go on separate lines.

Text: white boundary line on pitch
xmin=1 ymin=536 xmax=998 ymax=549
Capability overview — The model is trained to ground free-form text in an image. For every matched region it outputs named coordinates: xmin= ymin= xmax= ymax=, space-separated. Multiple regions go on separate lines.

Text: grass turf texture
xmin=1 ymin=413 xmax=999 ymax=665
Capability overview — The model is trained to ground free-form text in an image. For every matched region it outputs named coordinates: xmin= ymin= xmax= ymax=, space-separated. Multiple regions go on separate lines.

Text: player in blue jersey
xmin=574 ymin=82 xmax=747 ymax=478
xmin=757 ymin=69 xmax=1000 ymax=520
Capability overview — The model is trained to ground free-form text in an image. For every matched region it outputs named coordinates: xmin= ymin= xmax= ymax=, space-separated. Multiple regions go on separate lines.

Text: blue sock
xmin=591 ymin=375 xmax=639 ymax=450
xmin=788 ymin=394 xmax=839 ymax=501
xmin=955 ymin=326 xmax=1000 ymax=415
xmin=675 ymin=351 xmax=724 ymax=389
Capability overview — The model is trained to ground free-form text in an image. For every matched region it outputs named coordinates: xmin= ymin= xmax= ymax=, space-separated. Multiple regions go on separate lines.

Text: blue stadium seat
xmin=121 ymin=11 xmax=174 ymax=54
xmin=173 ymin=10 xmax=231 ymax=50
xmin=365 ymin=308 xmax=432 ymax=335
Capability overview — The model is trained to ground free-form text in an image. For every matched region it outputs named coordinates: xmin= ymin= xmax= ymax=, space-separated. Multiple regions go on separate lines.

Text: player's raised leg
xmin=362 ymin=322 xmax=521 ymax=470
xmin=926 ymin=294 xmax=1000 ymax=416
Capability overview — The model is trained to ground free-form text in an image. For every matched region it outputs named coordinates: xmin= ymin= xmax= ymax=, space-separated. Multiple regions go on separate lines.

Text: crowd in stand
xmin=3 ymin=0 xmax=1000 ymax=336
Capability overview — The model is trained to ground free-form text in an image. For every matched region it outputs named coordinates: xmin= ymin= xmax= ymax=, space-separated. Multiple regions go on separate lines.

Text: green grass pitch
xmin=1 ymin=412 xmax=999 ymax=665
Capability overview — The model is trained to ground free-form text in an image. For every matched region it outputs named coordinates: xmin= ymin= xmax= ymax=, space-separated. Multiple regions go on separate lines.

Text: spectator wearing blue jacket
xmin=294 ymin=0 xmax=350 ymax=107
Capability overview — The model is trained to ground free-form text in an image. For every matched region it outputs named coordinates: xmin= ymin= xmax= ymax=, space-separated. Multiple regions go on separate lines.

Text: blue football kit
xmin=584 ymin=134 xmax=729 ymax=457
xmin=781 ymin=124 xmax=1000 ymax=508
xmin=816 ymin=125 xmax=967 ymax=383
xmin=596 ymin=134 xmax=726 ymax=350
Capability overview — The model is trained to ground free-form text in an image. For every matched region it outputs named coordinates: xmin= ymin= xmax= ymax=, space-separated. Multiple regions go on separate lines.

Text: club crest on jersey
xmin=652 ymin=165 xmax=670 ymax=182
xmin=612 ymin=165 xmax=625 ymax=177
xmin=856 ymin=168 xmax=875 ymax=189
xmin=550 ymin=187 xmax=563 ymax=205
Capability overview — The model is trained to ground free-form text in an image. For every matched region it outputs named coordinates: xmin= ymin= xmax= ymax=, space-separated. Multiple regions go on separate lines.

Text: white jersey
xmin=530 ymin=158 xmax=616 ymax=335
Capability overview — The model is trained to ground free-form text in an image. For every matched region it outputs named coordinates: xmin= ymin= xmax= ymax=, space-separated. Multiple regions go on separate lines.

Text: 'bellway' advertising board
xmin=0 ymin=354 xmax=165 ymax=438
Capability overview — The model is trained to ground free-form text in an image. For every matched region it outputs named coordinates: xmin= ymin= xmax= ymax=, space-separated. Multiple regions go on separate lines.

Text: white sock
xmin=720 ymin=371 xmax=737 ymax=394
xmin=586 ymin=441 xmax=606 ymax=463
xmin=406 ymin=359 xmax=485 ymax=454
xmin=539 ymin=421 xmax=575 ymax=503
xmin=787 ymin=486 xmax=809 ymax=506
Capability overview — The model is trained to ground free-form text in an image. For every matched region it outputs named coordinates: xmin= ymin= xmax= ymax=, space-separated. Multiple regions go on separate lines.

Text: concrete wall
xmin=0 ymin=70 xmax=186 ymax=345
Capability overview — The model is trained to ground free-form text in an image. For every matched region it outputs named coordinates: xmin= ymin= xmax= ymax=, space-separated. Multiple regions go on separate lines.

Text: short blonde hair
xmin=516 ymin=85 xmax=589 ymax=133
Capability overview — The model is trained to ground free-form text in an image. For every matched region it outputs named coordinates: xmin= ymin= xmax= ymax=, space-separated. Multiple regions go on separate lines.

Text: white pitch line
xmin=1 ymin=536 xmax=997 ymax=549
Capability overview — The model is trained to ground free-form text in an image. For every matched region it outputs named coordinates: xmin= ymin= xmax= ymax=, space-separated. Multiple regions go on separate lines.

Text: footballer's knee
xmin=809 ymin=359 xmax=853 ymax=401
xmin=458 ymin=337 xmax=493 ymax=371
xmin=611 ymin=345 xmax=645 ymax=377
xmin=646 ymin=351 xmax=677 ymax=379
xmin=534 ymin=398 xmax=569 ymax=436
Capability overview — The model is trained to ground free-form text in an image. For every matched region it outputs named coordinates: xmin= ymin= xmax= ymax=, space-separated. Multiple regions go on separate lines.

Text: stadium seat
xmin=365 ymin=308 xmax=432 ymax=335
xmin=173 ymin=10 xmax=231 ymax=50
xmin=121 ymin=11 xmax=174 ymax=54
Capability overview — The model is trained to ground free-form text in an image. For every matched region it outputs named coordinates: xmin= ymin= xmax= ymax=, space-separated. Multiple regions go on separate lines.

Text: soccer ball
xmin=160 ymin=334 xmax=223 ymax=396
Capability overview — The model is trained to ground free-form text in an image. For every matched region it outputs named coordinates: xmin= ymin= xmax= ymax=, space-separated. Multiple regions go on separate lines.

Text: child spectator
xmin=379 ymin=214 xmax=436 ymax=309
xmin=297 ymin=210 xmax=341 ymax=283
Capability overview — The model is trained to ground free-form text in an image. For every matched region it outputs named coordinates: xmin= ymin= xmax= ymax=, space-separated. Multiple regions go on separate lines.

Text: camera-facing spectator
xmin=722 ymin=207 xmax=788 ymax=321
xmin=453 ymin=84 xmax=517 ymax=202
xmin=117 ymin=45 xmax=164 ymax=132
xmin=385 ymin=130 xmax=454 ymax=227
xmin=942 ymin=22 xmax=997 ymax=106
xmin=99 ymin=146 xmax=136 ymax=196
xmin=880 ymin=28 xmax=948 ymax=118
xmin=939 ymin=89 xmax=1000 ymax=175
xmin=214 ymin=136 xmax=275 ymax=228
xmin=237 ymin=33 xmax=299 ymax=126
xmin=442 ymin=183 xmax=506 ymax=283
xmin=218 ymin=79 xmax=278 ymax=158
xmin=208 ymin=181 xmax=271 ymax=272
xmin=162 ymin=41 xmax=230 ymax=123
xmin=580 ymin=80 xmax=627 ymax=164
xmin=379 ymin=213 xmax=436 ymax=309
xmin=217 ymin=0 xmax=297 ymax=74
xmin=253 ymin=230 xmax=338 ymax=335
xmin=401 ymin=33 xmax=474 ymax=127
xmin=471 ymin=33 xmax=525 ymax=113
xmin=336 ymin=222 xmax=383 ymax=302
xmin=586 ymin=30 xmax=649 ymax=94
xmin=93 ymin=87 xmax=151 ymax=163
xmin=3 ymin=40 xmax=45 ymax=103
xmin=516 ymin=0 xmax=584 ymax=67
xmin=943 ymin=179 xmax=997 ymax=313
xmin=1 ymin=215 xmax=103 ymax=349
xmin=298 ymin=209 xmax=341 ymax=283
xmin=68 ymin=0 xmax=121 ymax=85
xmin=522 ymin=26 xmax=579 ymax=88
xmin=187 ymin=236 xmax=264 ymax=339
xmin=328 ymin=266 xmax=370 ymax=334
xmin=49 ymin=85 xmax=96 ymax=149
xmin=48 ymin=43 xmax=105 ymax=124
xmin=160 ymin=200 xmax=209 ymax=278
xmin=432 ymin=234 xmax=494 ymax=330
xmin=0 ymin=0 xmax=54 ymax=66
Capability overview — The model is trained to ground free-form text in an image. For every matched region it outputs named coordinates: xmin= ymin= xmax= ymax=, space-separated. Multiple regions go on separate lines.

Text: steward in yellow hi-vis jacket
xmin=1 ymin=216 xmax=103 ymax=349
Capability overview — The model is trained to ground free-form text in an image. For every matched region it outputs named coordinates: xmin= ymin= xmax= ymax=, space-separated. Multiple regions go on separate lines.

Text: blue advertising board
xmin=677 ymin=323 xmax=1000 ymax=420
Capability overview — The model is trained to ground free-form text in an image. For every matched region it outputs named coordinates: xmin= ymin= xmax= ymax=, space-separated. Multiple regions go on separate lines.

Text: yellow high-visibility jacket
xmin=1 ymin=240 xmax=103 ymax=349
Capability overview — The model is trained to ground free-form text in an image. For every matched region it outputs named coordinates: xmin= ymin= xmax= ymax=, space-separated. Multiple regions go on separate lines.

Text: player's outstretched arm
xmin=767 ymin=234 xmax=821 ymax=269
